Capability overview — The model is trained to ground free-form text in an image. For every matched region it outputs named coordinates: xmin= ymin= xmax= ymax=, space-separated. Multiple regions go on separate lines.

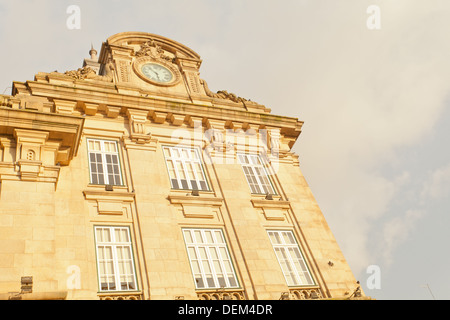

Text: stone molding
xmin=250 ymin=199 xmax=290 ymax=221
xmin=168 ymin=194 xmax=223 ymax=219
xmin=83 ymin=189 xmax=135 ymax=216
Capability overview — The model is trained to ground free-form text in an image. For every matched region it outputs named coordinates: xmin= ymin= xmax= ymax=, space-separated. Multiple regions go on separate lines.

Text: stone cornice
xmin=0 ymin=107 xmax=84 ymax=165
xmin=18 ymin=79 xmax=303 ymax=139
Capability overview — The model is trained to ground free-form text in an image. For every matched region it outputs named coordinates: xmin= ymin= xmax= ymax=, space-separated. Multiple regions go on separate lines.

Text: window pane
xmin=214 ymin=231 xmax=224 ymax=243
xmin=206 ymin=276 xmax=215 ymax=288
xmin=188 ymin=247 xmax=197 ymax=259
xmin=196 ymin=277 xmax=205 ymax=288
xmin=199 ymin=247 xmax=208 ymax=260
xmin=191 ymin=260 xmax=201 ymax=274
xmin=205 ymin=231 xmax=214 ymax=244
xmin=209 ymin=247 xmax=219 ymax=259
xmin=218 ymin=276 xmax=226 ymax=288
xmin=194 ymin=230 xmax=203 ymax=243
xmin=184 ymin=230 xmax=193 ymax=244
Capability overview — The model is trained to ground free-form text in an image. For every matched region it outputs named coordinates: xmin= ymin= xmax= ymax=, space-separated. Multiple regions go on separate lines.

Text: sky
xmin=0 ymin=0 xmax=449 ymax=300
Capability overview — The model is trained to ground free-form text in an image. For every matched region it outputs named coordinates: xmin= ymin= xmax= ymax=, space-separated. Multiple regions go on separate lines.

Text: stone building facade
xmin=0 ymin=32 xmax=364 ymax=300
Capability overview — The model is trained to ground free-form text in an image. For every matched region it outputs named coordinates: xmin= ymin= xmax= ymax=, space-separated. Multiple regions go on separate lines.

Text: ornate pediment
xmin=134 ymin=39 xmax=175 ymax=63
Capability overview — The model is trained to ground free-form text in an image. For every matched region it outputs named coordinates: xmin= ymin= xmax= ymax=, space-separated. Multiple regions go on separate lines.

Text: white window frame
xmin=87 ymin=138 xmax=123 ymax=186
xmin=267 ymin=230 xmax=315 ymax=287
xmin=182 ymin=228 xmax=239 ymax=290
xmin=237 ymin=153 xmax=276 ymax=195
xmin=162 ymin=146 xmax=210 ymax=191
xmin=94 ymin=226 xmax=138 ymax=292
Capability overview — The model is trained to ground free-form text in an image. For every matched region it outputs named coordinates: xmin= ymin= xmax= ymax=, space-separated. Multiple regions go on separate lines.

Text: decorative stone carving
xmin=204 ymin=119 xmax=234 ymax=154
xmin=98 ymin=294 xmax=142 ymax=300
xmin=289 ymin=288 xmax=323 ymax=300
xmin=135 ymin=39 xmax=174 ymax=62
xmin=127 ymin=109 xmax=151 ymax=144
xmin=201 ymin=79 xmax=258 ymax=105
xmin=197 ymin=290 xmax=246 ymax=300
xmin=62 ymin=59 xmax=115 ymax=82
xmin=13 ymin=129 xmax=51 ymax=181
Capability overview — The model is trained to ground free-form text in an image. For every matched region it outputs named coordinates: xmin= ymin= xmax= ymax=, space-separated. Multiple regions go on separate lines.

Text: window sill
xmin=86 ymin=184 xmax=128 ymax=191
xmin=168 ymin=193 xmax=223 ymax=206
xmin=169 ymin=188 xmax=215 ymax=196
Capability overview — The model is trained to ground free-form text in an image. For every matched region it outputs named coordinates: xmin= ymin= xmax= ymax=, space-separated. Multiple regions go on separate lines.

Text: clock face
xmin=141 ymin=63 xmax=173 ymax=83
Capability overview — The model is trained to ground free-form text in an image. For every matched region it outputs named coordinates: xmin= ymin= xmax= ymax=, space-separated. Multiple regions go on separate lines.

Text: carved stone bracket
xmin=0 ymin=108 xmax=84 ymax=182
xmin=14 ymin=129 xmax=50 ymax=181
xmin=126 ymin=109 xmax=151 ymax=144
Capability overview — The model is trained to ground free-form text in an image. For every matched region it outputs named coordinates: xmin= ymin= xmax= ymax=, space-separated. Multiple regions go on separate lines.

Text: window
xmin=94 ymin=226 xmax=137 ymax=292
xmin=87 ymin=139 xmax=123 ymax=186
xmin=183 ymin=228 xmax=239 ymax=289
xmin=238 ymin=154 xmax=276 ymax=195
xmin=163 ymin=146 xmax=209 ymax=191
xmin=267 ymin=230 xmax=314 ymax=286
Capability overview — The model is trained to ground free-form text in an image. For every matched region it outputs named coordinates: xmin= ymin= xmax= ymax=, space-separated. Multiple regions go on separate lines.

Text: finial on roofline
xmin=89 ymin=43 xmax=98 ymax=60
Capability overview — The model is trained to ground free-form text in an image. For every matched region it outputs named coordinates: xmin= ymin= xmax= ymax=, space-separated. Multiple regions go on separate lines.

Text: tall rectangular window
xmin=183 ymin=228 xmax=239 ymax=289
xmin=267 ymin=230 xmax=314 ymax=286
xmin=163 ymin=146 xmax=209 ymax=191
xmin=87 ymin=139 xmax=123 ymax=186
xmin=95 ymin=226 xmax=138 ymax=292
xmin=238 ymin=154 xmax=276 ymax=195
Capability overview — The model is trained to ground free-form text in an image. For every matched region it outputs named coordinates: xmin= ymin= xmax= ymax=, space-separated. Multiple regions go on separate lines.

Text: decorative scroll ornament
xmin=135 ymin=39 xmax=174 ymax=62
xmin=62 ymin=60 xmax=115 ymax=82
xmin=200 ymin=79 xmax=257 ymax=105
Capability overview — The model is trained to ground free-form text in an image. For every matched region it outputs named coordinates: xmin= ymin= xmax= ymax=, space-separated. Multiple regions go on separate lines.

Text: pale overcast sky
xmin=1 ymin=0 xmax=449 ymax=300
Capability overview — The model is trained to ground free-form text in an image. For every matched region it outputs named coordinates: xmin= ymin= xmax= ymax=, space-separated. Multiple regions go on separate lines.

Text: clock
xmin=133 ymin=57 xmax=181 ymax=86
xmin=141 ymin=63 xmax=173 ymax=84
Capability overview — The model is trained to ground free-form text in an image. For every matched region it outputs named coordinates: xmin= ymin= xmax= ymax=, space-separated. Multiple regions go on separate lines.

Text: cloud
xmin=277 ymin=1 xmax=450 ymax=274
xmin=379 ymin=209 xmax=425 ymax=266
xmin=421 ymin=163 xmax=450 ymax=201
